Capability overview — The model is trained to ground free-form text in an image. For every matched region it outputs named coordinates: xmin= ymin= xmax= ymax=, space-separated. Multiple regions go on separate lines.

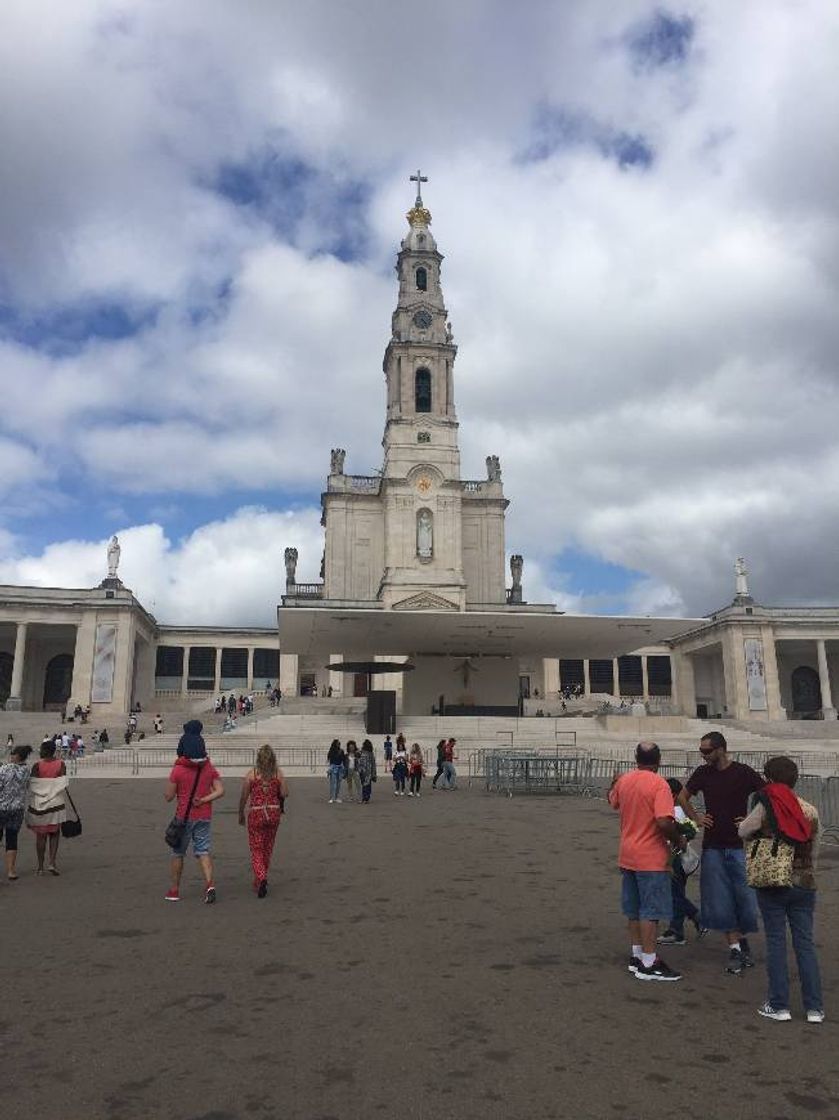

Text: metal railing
xmin=475 ymin=750 xmax=839 ymax=841
xmin=69 ymin=745 xmax=324 ymax=776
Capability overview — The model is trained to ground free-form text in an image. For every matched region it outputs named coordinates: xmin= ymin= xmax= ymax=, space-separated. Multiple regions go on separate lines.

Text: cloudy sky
xmin=1 ymin=0 xmax=837 ymax=625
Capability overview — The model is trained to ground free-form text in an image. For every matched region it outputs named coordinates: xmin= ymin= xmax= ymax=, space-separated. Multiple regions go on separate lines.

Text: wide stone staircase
xmin=8 ymin=707 xmax=839 ymax=780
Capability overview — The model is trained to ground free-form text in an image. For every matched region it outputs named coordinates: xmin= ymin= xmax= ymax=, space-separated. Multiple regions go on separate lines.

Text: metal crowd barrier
xmin=484 ymin=753 xmax=587 ymax=797
xmin=69 ymin=745 xmax=323 ymax=776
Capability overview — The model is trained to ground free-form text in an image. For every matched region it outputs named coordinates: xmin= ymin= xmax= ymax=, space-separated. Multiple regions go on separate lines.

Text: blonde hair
xmin=255 ymin=744 xmax=278 ymax=779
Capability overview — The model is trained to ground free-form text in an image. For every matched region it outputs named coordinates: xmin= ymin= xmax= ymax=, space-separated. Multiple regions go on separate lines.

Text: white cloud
xmin=0 ymin=508 xmax=323 ymax=626
xmin=0 ymin=1 xmax=838 ymax=616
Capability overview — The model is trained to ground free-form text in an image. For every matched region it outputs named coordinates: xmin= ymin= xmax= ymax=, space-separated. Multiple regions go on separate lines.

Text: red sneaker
xmin=164 ymin=888 xmax=180 ymax=902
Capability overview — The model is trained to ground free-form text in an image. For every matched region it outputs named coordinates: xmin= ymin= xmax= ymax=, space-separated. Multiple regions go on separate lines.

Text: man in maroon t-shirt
xmin=164 ymin=744 xmax=224 ymax=903
xmin=678 ymin=731 xmax=764 ymax=974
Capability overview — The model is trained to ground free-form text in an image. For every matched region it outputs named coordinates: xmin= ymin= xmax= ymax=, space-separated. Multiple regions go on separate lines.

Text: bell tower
xmin=381 ymin=171 xmax=460 ymax=483
xmin=377 ymin=173 xmax=467 ymax=608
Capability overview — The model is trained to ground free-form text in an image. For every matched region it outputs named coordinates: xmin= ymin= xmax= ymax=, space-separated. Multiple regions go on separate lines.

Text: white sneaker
xmin=335 ymin=798 xmax=342 ymax=804
xmin=407 ymin=791 xmax=414 ymax=797
xmin=757 ymin=1004 xmax=791 ymax=1022
xmin=806 ymin=1010 xmax=825 ymax=1024
xmin=416 ymin=792 xmax=421 ymax=797
xmin=328 ymin=799 xmax=334 ymax=804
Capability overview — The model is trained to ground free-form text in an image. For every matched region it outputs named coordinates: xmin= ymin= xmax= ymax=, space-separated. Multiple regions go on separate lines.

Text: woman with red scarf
xmin=738 ymin=756 xmax=823 ymax=1024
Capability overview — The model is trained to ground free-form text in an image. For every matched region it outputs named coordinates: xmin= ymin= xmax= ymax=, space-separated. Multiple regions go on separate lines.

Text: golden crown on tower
xmin=406 ymin=204 xmax=432 ymax=227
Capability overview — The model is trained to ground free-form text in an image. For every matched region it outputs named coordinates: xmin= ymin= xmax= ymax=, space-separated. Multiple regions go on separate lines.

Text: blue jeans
xmin=670 ymin=859 xmax=699 ymax=935
xmin=620 ymin=869 xmax=673 ymax=922
xmin=699 ymin=847 xmax=758 ymax=933
xmin=439 ymin=761 xmax=456 ymax=789
xmin=328 ymin=764 xmax=343 ymax=800
xmin=172 ymin=819 xmax=212 ymax=858
xmin=757 ymin=887 xmax=823 ymax=1012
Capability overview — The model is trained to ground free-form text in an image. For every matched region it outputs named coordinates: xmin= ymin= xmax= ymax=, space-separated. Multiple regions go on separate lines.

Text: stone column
xmin=817 ymin=639 xmax=837 ymax=720
xmin=69 ymin=614 xmax=99 ymax=710
xmin=543 ymin=658 xmax=559 ymax=697
xmin=181 ymin=646 xmax=191 ymax=697
xmin=641 ymin=656 xmax=650 ymax=701
xmin=213 ymin=647 xmax=222 ymax=694
xmin=279 ymin=653 xmax=299 ymax=697
xmin=670 ymin=649 xmax=696 ymax=718
xmin=760 ymin=627 xmax=785 ymax=720
xmin=246 ymin=647 xmax=255 ymax=691
xmin=612 ymin=658 xmax=620 ymax=698
xmin=583 ymin=659 xmax=591 ymax=696
xmin=6 ymin=622 xmax=28 ymax=709
xmin=328 ymin=653 xmax=343 ymax=697
xmin=722 ymin=627 xmax=750 ymax=720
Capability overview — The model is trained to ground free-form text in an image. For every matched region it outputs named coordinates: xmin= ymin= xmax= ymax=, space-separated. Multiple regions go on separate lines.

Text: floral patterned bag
xmin=746 ymin=835 xmax=795 ymax=889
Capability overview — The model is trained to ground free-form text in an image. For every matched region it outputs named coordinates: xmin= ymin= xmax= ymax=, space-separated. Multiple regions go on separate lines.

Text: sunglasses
xmin=699 ymin=746 xmax=717 ymax=756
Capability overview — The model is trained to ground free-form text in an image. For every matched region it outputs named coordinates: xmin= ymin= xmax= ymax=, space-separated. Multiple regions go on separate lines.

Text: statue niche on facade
xmin=284 ymin=547 xmax=298 ymax=587
xmin=417 ymin=510 xmax=433 ymax=559
xmin=486 ymin=455 xmax=502 ymax=482
xmin=330 ymin=448 xmax=346 ymax=475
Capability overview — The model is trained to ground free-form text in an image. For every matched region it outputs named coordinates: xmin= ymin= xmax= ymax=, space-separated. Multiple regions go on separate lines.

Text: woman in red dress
xmin=238 ymin=744 xmax=288 ymax=898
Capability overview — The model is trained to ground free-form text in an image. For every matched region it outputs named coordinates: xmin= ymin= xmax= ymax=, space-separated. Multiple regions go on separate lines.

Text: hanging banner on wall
xmin=744 ymin=637 xmax=768 ymax=711
xmin=91 ymin=623 xmax=118 ymax=703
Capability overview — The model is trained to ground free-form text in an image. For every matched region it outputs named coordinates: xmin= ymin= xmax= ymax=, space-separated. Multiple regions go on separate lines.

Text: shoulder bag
xmin=745 ymin=793 xmax=795 ymax=889
xmin=164 ymin=766 xmax=203 ymax=849
xmin=61 ymin=790 xmax=83 ymax=839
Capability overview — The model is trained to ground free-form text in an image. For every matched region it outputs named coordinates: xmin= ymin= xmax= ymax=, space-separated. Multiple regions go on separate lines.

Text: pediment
xmin=391 ymin=592 xmax=459 ymax=612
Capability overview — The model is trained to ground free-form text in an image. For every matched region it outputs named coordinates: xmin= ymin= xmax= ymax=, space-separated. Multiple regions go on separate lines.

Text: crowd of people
xmin=609 ymin=731 xmax=824 ymax=1022
xmin=325 ymin=733 xmax=458 ymax=803
xmin=0 ymin=719 xmax=827 ymax=1024
xmin=215 ymin=694 xmax=257 ymax=717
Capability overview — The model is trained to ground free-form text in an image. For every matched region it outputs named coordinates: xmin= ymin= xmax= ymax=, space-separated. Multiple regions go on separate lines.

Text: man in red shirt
xmin=164 ymin=736 xmax=224 ymax=903
xmin=608 ymin=742 xmax=685 ymax=981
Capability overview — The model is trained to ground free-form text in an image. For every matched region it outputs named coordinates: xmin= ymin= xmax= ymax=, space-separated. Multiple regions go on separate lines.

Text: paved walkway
xmin=4 ymin=779 xmax=838 ymax=1119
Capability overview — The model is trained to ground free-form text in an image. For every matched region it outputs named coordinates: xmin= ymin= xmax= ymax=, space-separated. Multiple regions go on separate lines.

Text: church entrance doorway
xmin=43 ymin=653 xmax=74 ymax=711
xmin=791 ymin=666 xmax=822 ymax=714
xmin=353 ymin=673 xmax=369 ymax=698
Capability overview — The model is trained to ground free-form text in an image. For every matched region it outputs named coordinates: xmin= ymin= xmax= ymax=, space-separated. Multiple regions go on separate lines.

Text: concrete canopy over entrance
xmin=277 ymin=607 xmax=702 ymax=659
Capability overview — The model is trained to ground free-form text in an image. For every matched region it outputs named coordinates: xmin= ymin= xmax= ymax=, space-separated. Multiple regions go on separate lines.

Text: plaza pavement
xmin=4 ymin=777 xmax=838 ymax=1120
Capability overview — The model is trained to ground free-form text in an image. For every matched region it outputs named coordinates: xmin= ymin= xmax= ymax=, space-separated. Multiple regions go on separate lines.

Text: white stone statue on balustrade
xmin=330 ymin=448 xmax=346 ymax=475
xmin=735 ymin=557 xmax=750 ymax=598
xmin=284 ymin=547 xmax=298 ymax=586
xmin=107 ymin=535 xmax=121 ymax=579
xmin=510 ymin=554 xmax=523 ymax=589
xmin=486 ymin=455 xmax=502 ymax=482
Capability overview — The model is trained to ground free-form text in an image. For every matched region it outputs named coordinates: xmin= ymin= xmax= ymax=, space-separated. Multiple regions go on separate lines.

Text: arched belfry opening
xmin=415 ymin=266 xmax=427 ymax=291
xmin=415 ymin=367 xmax=431 ymax=413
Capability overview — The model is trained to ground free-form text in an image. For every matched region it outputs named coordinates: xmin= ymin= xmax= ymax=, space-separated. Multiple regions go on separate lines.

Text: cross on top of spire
xmin=410 ymin=168 xmax=428 ymax=206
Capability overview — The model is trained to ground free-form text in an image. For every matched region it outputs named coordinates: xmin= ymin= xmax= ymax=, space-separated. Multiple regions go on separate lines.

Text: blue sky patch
xmin=213 ymin=149 xmax=372 ymax=262
xmin=521 ymin=104 xmax=654 ymax=169
xmin=0 ymin=299 xmax=159 ymax=357
xmin=626 ymin=9 xmax=695 ymax=69
xmin=550 ymin=547 xmax=645 ymax=613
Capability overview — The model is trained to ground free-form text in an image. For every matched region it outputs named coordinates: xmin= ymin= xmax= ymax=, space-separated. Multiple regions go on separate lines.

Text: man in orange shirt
xmin=608 ymin=742 xmax=685 ymax=982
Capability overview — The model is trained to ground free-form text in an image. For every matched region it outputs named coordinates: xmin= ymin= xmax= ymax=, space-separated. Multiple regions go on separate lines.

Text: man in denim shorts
xmin=678 ymin=731 xmax=764 ymax=974
xmin=609 ymin=742 xmax=685 ymax=981
xmin=164 ymin=727 xmax=224 ymax=903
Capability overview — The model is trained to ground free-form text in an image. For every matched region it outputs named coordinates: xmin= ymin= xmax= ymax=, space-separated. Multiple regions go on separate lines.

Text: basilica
xmin=1 ymin=182 xmax=838 ymax=725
